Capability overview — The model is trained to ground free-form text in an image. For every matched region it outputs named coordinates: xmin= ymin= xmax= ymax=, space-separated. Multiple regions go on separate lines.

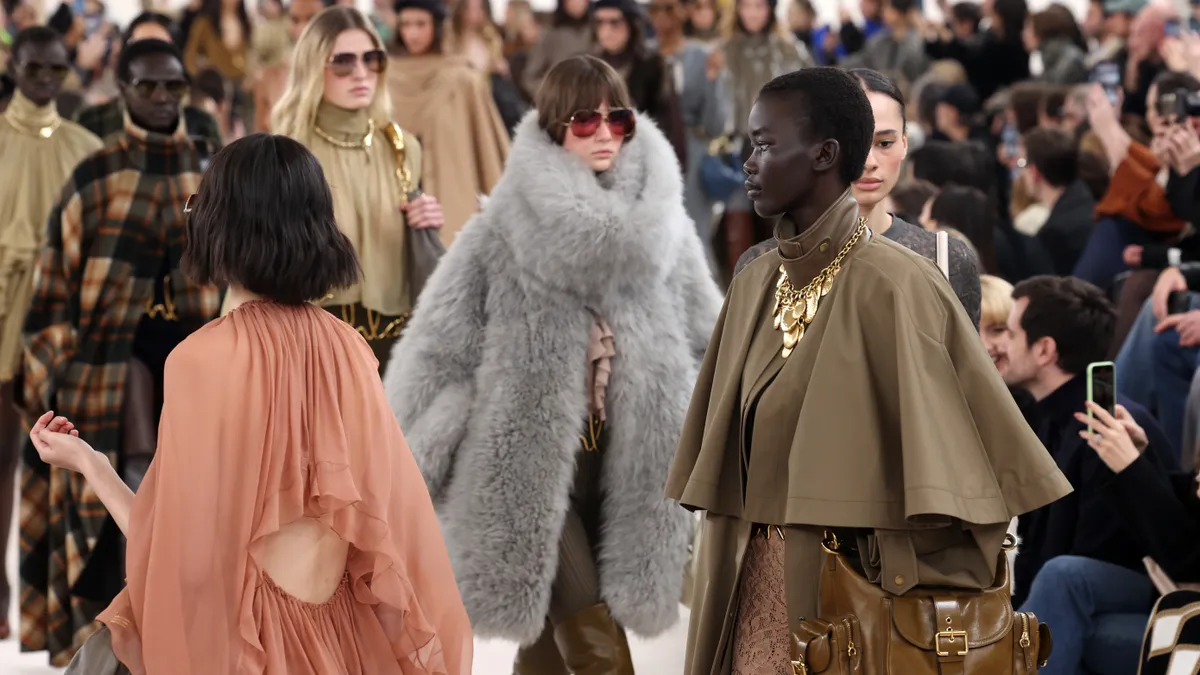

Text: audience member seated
xmin=909 ymin=139 xmax=1054 ymax=282
xmin=1117 ymin=262 xmax=1200 ymax=459
xmin=883 ymin=178 xmax=937 ymax=224
xmin=980 ymin=274 xmax=1015 ymax=371
xmin=919 ymin=184 xmax=995 ymax=274
xmin=1022 ymin=402 xmax=1198 ymax=675
xmin=1022 ymin=126 xmax=1097 ymax=274
xmin=1073 ymin=73 xmax=1198 ymax=288
xmin=997 ymin=276 xmax=1177 ymax=598
xmin=932 ymin=82 xmax=990 ymax=142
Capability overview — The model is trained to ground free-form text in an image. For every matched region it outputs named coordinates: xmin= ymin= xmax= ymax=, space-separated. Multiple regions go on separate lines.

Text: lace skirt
xmin=731 ymin=533 xmax=791 ymax=675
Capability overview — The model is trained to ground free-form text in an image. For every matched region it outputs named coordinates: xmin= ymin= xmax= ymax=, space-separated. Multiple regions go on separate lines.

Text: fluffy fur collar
xmin=483 ymin=111 xmax=686 ymax=304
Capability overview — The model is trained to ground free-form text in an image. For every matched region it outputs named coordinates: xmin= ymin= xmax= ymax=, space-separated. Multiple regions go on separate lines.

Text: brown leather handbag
xmin=790 ymin=534 xmax=1053 ymax=675
xmin=381 ymin=122 xmax=445 ymax=300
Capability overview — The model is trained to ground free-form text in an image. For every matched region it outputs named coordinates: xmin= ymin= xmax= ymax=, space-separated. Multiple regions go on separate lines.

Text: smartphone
xmin=1090 ymin=61 xmax=1121 ymax=107
xmin=1087 ymin=361 xmax=1117 ymax=423
xmin=1001 ymin=122 xmax=1019 ymax=159
xmin=1165 ymin=18 xmax=1182 ymax=37
xmin=1169 ymin=290 xmax=1192 ymax=316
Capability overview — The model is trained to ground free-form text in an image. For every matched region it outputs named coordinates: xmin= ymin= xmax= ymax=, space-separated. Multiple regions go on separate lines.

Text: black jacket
xmin=1037 ymin=181 xmax=1097 ymax=275
xmin=1014 ymin=375 xmax=1179 ymax=608
xmin=1104 ymin=453 xmax=1200 ymax=583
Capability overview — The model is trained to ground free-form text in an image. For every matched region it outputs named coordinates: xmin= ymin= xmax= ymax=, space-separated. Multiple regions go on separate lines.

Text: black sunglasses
xmin=18 ymin=62 xmax=71 ymax=81
xmin=130 ymin=78 xmax=190 ymax=99
xmin=327 ymin=50 xmax=387 ymax=77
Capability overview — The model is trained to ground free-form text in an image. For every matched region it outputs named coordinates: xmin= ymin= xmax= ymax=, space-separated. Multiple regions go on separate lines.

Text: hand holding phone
xmin=1090 ymin=62 xmax=1122 ymax=107
xmin=1087 ymin=362 xmax=1116 ymax=421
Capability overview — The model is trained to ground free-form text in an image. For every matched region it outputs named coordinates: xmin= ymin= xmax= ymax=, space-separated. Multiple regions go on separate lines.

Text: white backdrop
xmin=46 ymin=0 xmax=1093 ymax=36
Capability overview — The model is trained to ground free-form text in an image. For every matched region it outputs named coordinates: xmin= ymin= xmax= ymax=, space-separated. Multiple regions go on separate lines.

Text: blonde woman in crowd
xmin=388 ymin=0 xmax=509 ymax=245
xmin=981 ymin=274 xmax=1015 ymax=372
xmin=270 ymin=6 xmax=444 ymax=371
xmin=385 ymin=55 xmax=721 ymax=674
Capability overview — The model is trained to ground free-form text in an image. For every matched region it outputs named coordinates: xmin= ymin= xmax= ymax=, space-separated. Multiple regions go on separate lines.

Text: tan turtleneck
xmin=0 ymin=91 xmax=102 ymax=381
xmin=300 ymin=102 xmax=414 ymax=318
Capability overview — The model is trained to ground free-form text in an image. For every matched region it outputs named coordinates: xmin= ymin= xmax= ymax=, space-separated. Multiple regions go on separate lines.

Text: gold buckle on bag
xmin=935 ymin=629 xmax=969 ymax=657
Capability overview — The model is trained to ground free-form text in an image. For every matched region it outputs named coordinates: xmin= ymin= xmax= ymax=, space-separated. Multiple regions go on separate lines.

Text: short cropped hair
xmin=536 ymin=55 xmax=633 ymax=145
xmin=1012 ymin=276 xmax=1115 ymax=375
xmin=11 ymin=26 xmax=64 ymax=64
xmin=757 ymin=67 xmax=875 ymax=186
xmin=980 ymin=275 xmax=1014 ymax=328
xmin=182 ymin=134 xmax=361 ymax=304
xmin=1024 ymin=126 xmax=1079 ymax=188
xmin=117 ymin=38 xmax=185 ymax=83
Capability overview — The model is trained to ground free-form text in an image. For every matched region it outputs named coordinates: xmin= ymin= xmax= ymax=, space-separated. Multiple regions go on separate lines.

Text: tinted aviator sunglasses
xmin=565 ymin=109 xmax=636 ymax=138
xmin=130 ymin=78 xmax=190 ymax=98
xmin=327 ymin=50 xmax=387 ymax=77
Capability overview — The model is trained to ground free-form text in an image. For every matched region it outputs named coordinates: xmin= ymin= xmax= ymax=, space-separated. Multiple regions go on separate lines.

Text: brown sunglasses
xmin=327 ymin=50 xmax=388 ymax=77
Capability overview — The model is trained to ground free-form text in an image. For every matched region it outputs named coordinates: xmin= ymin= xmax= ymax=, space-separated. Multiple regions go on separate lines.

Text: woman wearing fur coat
xmin=383 ymin=54 xmax=722 ymax=674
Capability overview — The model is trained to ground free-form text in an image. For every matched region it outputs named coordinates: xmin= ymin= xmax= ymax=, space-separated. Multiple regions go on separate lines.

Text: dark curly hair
xmin=758 ymin=67 xmax=875 ymax=186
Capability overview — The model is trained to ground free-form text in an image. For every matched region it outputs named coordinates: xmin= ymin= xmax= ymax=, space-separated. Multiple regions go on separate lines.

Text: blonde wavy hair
xmin=271 ymin=6 xmax=392 ymax=140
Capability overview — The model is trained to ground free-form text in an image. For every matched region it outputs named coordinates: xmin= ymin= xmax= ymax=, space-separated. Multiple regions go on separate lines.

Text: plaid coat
xmin=17 ymin=117 xmax=221 ymax=666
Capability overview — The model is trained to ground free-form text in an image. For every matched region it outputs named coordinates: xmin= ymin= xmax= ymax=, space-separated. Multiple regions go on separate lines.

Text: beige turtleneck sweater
xmin=302 ymin=102 xmax=417 ymax=318
xmin=0 ymin=91 xmax=102 ymax=380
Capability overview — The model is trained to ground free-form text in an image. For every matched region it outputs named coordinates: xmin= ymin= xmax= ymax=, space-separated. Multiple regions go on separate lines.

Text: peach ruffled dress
xmin=96 ymin=301 xmax=472 ymax=675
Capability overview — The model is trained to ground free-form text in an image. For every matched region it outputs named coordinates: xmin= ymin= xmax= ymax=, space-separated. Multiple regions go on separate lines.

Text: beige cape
xmin=385 ymin=54 xmax=509 ymax=246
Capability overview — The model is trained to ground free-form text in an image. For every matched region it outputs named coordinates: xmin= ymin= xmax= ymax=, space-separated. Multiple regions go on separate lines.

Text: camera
xmin=1157 ymin=88 xmax=1200 ymax=121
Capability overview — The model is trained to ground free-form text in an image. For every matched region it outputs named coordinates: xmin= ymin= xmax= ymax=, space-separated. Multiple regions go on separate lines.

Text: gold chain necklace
xmin=3 ymin=112 xmax=61 ymax=139
xmin=773 ymin=218 xmax=867 ymax=358
xmin=313 ymin=118 xmax=375 ymax=149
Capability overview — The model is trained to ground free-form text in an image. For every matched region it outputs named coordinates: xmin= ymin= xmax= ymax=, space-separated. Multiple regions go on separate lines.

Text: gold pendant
xmin=804 ymin=288 xmax=818 ymax=323
xmin=780 ymin=305 xmax=798 ymax=332
xmin=821 ymin=273 xmax=835 ymax=297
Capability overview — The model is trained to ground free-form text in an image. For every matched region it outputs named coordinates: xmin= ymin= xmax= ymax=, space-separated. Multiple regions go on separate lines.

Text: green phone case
xmin=1086 ymin=361 xmax=1116 ymax=422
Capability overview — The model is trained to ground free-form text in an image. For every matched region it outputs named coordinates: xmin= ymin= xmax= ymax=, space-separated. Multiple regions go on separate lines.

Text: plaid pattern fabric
xmin=74 ymin=99 xmax=224 ymax=150
xmin=17 ymin=118 xmax=221 ymax=666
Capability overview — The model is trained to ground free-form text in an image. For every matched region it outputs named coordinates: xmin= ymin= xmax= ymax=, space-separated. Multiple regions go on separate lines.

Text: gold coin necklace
xmin=773 ymin=219 xmax=867 ymax=358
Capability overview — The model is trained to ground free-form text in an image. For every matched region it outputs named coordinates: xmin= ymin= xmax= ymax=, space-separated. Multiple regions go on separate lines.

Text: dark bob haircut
xmin=182 ymin=133 xmax=361 ymax=304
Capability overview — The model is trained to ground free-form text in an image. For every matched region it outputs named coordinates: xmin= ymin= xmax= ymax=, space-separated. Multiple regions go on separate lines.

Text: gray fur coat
xmin=383 ymin=111 xmax=722 ymax=644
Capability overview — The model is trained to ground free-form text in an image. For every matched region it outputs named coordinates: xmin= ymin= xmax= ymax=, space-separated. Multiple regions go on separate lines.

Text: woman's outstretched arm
xmin=29 ymin=411 xmax=136 ymax=536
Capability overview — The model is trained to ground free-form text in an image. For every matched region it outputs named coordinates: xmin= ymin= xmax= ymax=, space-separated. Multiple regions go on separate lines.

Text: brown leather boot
xmin=513 ymin=619 xmax=568 ymax=675
xmin=552 ymin=604 xmax=635 ymax=675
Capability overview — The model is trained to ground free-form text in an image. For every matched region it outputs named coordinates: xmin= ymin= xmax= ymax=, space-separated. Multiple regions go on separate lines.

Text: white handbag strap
xmin=936 ymin=230 xmax=950 ymax=281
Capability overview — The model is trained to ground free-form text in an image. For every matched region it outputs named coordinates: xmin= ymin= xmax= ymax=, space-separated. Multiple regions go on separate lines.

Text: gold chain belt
xmin=144 ymin=282 xmax=178 ymax=321
xmin=579 ymin=415 xmax=604 ymax=452
xmin=338 ymin=303 xmax=408 ymax=341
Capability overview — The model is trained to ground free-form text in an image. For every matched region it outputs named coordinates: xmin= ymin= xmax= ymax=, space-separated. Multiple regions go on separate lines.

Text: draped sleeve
xmin=98 ymin=301 xmax=472 ymax=675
